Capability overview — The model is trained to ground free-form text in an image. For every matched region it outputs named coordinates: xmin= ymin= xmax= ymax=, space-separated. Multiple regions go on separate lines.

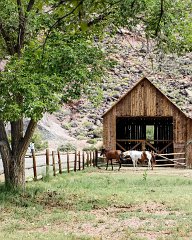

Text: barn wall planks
xmin=186 ymin=118 xmax=192 ymax=166
xmin=113 ymin=79 xmax=179 ymax=117
xmin=103 ymin=107 xmax=116 ymax=149
xmin=103 ymin=78 xmax=192 ymax=166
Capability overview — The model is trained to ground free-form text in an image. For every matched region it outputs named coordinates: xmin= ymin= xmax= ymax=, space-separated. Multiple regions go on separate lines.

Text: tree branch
xmin=0 ymin=121 xmax=12 ymax=154
xmin=42 ymin=0 xmax=84 ymax=56
xmin=87 ymin=11 xmax=112 ymax=27
xmin=26 ymin=0 xmax=35 ymax=12
xmin=19 ymin=119 xmax=37 ymax=159
xmin=155 ymin=0 xmax=164 ymax=36
xmin=16 ymin=0 xmax=26 ymax=56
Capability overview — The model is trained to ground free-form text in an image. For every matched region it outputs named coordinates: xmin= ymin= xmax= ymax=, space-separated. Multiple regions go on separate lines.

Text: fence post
xmin=92 ymin=151 xmax=95 ymax=167
xmin=58 ymin=151 xmax=62 ymax=174
xmin=74 ymin=151 xmax=77 ymax=172
xmin=32 ymin=150 xmax=37 ymax=181
xmin=82 ymin=151 xmax=85 ymax=170
xmin=67 ymin=151 xmax=70 ymax=173
xmin=95 ymin=149 xmax=98 ymax=167
xmin=52 ymin=151 xmax=56 ymax=176
xmin=78 ymin=151 xmax=81 ymax=171
xmin=86 ymin=152 xmax=89 ymax=167
xmin=46 ymin=149 xmax=50 ymax=176
xmin=90 ymin=151 xmax=92 ymax=166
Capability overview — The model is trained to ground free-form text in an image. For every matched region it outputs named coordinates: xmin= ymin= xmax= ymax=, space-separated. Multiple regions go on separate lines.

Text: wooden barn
xmin=102 ymin=77 xmax=192 ymax=167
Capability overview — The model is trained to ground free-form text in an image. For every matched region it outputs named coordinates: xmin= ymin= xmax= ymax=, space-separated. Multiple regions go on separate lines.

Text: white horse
xmin=122 ymin=150 xmax=156 ymax=170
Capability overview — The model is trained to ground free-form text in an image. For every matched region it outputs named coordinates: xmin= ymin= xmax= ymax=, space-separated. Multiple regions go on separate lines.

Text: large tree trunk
xmin=2 ymin=153 xmax=25 ymax=187
xmin=0 ymin=119 xmax=37 ymax=188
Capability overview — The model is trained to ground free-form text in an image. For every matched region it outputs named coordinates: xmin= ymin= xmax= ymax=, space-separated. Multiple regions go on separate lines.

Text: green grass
xmin=1 ymin=168 xmax=192 ymax=239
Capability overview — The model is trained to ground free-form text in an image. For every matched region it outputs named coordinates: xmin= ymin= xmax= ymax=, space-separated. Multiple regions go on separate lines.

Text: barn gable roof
xmin=103 ymin=77 xmax=189 ymax=118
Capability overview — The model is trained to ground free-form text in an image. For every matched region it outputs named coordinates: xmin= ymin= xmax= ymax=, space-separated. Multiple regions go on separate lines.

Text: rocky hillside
xmin=39 ymin=30 xmax=192 ymax=150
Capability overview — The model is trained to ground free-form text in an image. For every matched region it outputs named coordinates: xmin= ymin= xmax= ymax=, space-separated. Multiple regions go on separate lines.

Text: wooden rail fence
xmin=155 ymin=152 xmax=186 ymax=167
xmin=30 ymin=149 xmax=98 ymax=181
xmin=0 ymin=149 xmax=98 ymax=181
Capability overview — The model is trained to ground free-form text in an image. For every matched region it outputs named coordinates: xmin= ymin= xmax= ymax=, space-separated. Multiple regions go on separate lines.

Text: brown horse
xmin=100 ymin=148 xmax=123 ymax=171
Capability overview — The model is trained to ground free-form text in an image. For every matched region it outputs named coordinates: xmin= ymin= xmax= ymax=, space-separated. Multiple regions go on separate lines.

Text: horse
xmin=122 ymin=150 xmax=156 ymax=170
xmin=100 ymin=148 xmax=123 ymax=171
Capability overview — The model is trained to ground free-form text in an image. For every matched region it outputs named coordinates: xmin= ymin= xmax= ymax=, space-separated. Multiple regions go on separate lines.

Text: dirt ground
xmin=60 ymin=167 xmax=192 ymax=240
xmin=97 ymin=166 xmax=192 ymax=179
xmin=26 ymin=167 xmax=192 ymax=240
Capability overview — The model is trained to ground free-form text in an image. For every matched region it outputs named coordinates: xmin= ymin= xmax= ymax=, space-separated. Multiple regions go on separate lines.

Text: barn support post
xmin=186 ymin=141 xmax=192 ymax=168
xmin=142 ymin=140 xmax=145 ymax=151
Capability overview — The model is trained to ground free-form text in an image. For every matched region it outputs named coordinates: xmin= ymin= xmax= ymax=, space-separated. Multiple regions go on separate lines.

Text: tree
xmin=0 ymin=0 xmax=191 ymax=188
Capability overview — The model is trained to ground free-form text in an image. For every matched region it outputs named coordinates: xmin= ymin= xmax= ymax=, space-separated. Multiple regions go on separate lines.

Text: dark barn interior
xmin=116 ymin=117 xmax=174 ymax=165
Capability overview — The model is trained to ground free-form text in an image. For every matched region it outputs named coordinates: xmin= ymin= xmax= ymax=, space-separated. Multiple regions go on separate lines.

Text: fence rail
xmin=155 ymin=152 xmax=186 ymax=167
xmin=0 ymin=149 xmax=98 ymax=181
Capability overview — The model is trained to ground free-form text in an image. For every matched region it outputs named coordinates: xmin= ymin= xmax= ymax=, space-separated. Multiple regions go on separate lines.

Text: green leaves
xmin=0 ymin=0 xmax=191 ymax=122
xmin=0 ymin=30 xmax=106 ymax=121
xmin=143 ymin=0 xmax=192 ymax=53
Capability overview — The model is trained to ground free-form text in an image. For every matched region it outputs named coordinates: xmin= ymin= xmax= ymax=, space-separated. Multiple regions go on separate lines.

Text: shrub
xmin=58 ymin=142 xmax=77 ymax=152
xmin=77 ymin=135 xmax=86 ymax=140
xmin=31 ymin=131 xmax=48 ymax=151
xmin=83 ymin=121 xmax=93 ymax=128
xmin=61 ymin=123 xmax=71 ymax=130
xmin=83 ymin=145 xmax=97 ymax=151
xmin=93 ymin=127 xmax=103 ymax=138
xmin=86 ymin=139 xmax=97 ymax=144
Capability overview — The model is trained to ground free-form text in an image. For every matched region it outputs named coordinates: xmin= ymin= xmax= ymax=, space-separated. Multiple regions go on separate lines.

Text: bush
xmin=61 ymin=123 xmax=71 ymax=130
xmin=92 ymin=127 xmax=103 ymax=138
xmin=31 ymin=131 xmax=48 ymax=151
xmin=86 ymin=139 xmax=97 ymax=144
xmin=83 ymin=145 xmax=97 ymax=151
xmin=58 ymin=142 xmax=77 ymax=152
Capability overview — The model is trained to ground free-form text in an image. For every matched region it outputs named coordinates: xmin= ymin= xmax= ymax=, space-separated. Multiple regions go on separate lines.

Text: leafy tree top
xmin=0 ymin=0 xmax=191 ymax=122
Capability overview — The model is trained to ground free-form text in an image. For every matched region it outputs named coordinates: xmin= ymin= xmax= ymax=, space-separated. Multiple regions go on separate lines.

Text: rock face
xmin=40 ymin=31 xmax=192 ymax=150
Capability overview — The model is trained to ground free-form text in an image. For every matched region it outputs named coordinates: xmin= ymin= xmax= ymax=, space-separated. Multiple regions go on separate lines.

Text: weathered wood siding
xmin=186 ymin=118 xmax=192 ymax=166
xmin=103 ymin=78 xmax=192 ymax=156
xmin=103 ymin=107 xmax=116 ymax=149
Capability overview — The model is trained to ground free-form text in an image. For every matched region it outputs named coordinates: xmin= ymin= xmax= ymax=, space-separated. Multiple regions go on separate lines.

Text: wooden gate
xmin=116 ymin=139 xmax=173 ymax=154
xmin=155 ymin=152 xmax=186 ymax=167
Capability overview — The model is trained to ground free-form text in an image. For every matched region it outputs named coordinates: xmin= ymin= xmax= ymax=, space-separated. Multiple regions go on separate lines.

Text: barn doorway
xmin=116 ymin=117 xmax=174 ymax=154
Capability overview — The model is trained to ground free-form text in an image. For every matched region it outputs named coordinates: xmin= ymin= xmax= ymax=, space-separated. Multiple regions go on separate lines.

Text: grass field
xmin=1 ymin=167 xmax=192 ymax=240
